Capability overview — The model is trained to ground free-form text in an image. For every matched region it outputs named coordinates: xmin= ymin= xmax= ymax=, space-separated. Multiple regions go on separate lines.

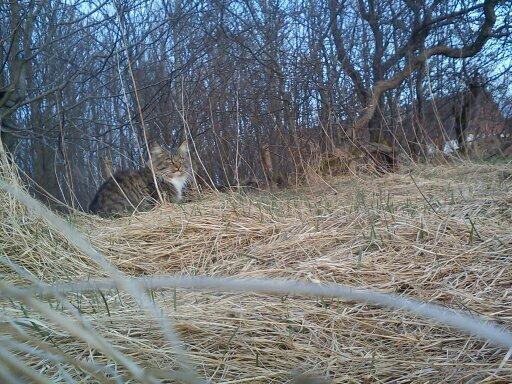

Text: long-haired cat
xmin=89 ymin=141 xmax=192 ymax=217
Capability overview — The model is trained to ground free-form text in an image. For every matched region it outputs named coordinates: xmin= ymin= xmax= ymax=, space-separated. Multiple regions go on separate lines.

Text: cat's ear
xmin=178 ymin=140 xmax=189 ymax=156
xmin=149 ymin=143 xmax=164 ymax=157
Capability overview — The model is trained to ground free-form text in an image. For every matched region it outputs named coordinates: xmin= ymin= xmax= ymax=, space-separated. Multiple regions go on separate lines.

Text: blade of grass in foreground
xmin=0 ymin=178 xmax=203 ymax=384
xmin=35 ymin=274 xmax=512 ymax=350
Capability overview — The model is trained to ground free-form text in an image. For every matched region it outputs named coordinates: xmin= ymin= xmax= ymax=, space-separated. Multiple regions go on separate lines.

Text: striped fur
xmin=89 ymin=142 xmax=192 ymax=217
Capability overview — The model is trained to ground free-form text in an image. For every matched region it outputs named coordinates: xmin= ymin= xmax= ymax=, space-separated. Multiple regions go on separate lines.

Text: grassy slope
xmin=1 ymin=162 xmax=511 ymax=383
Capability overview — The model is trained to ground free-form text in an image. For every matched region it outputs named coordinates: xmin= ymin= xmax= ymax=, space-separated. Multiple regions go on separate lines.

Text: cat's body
xmin=89 ymin=141 xmax=192 ymax=217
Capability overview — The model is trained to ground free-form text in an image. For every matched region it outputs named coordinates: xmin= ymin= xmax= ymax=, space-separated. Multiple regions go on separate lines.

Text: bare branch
xmin=328 ymin=0 xmax=368 ymax=104
xmin=353 ymin=0 xmax=500 ymax=133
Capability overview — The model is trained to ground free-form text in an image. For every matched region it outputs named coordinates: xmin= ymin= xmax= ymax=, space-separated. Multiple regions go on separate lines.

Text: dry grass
xmin=1 ymin=160 xmax=512 ymax=383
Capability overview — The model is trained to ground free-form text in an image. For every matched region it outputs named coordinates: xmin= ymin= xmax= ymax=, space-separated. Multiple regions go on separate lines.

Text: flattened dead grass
xmin=1 ymin=162 xmax=511 ymax=382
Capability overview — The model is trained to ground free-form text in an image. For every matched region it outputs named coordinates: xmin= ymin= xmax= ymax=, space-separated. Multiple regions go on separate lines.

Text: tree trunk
xmin=0 ymin=130 xmax=18 ymax=161
xmin=368 ymin=95 xmax=385 ymax=143
xmin=412 ymin=66 xmax=426 ymax=158
xmin=455 ymin=102 xmax=470 ymax=154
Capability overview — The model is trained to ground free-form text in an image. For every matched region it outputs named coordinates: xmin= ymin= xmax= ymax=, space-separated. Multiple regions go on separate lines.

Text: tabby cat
xmin=89 ymin=141 xmax=192 ymax=217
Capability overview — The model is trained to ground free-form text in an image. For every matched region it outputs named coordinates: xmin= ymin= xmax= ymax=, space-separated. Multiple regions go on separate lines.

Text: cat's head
xmin=149 ymin=141 xmax=192 ymax=183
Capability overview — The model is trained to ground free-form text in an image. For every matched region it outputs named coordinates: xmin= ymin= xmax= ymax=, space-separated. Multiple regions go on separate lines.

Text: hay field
xmin=1 ymin=162 xmax=512 ymax=383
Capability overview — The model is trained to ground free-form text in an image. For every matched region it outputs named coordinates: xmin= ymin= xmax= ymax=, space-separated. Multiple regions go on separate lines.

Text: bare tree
xmin=0 ymin=0 xmax=510 ymax=207
xmin=328 ymin=0 xmax=507 ymax=149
